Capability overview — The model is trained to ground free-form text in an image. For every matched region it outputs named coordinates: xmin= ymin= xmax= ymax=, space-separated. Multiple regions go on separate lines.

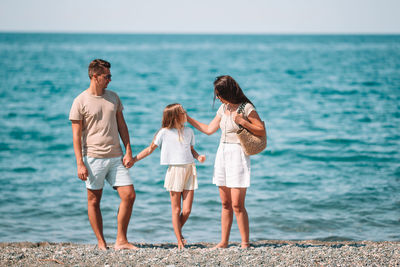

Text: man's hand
xmin=197 ymin=155 xmax=206 ymax=163
xmin=77 ymin=162 xmax=89 ymax=181
xmin=123 ymin=153 xmax=134 ymax=168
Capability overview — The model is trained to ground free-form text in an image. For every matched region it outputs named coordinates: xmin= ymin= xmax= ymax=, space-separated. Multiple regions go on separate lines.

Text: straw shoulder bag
xmin=236 ymin=103 xmax=267 ymax=156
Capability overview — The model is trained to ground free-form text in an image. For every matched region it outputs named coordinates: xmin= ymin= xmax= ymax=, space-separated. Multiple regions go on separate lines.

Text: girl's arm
xmin=191 ymin=146 xmax=206 ymax=163
xmin=187 ymin=114 xmax=220 ymax=135
xmin=233 ymin=110 xmax=266 ymax=137
xmin=133 ymin=143 xmax=158 ymax=164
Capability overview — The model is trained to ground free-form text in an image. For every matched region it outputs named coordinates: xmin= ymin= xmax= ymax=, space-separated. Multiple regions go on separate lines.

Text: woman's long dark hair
xmin=213 ymin=75 xmax=253 ymax=106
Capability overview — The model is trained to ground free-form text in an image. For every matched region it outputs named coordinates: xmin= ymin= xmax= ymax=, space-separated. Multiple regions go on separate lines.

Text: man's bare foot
xmin=241 ymin=242 xmax=250 ymax=249
xmin=98 ymin=242 xmax=108 ymax=251
xmin=114 ymin=242 xmax=139 ymax=250
xmin=212 ymin=242 xmax=228 ymax=249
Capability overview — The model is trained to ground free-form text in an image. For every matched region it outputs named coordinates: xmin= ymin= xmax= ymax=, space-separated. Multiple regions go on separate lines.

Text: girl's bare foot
xmin=212 ymin=242 xmax=228 ymax=249
xmin=177 ymin=241 xmax=185 ymax=249
xmin=114 ymin=242 xmax=139 ymax=250
xmin=241 ymin=242 xmax=250 ymax=249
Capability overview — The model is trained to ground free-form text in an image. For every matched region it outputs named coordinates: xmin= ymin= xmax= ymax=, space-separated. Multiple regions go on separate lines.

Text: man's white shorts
xmin=83 ymin=156 xmax=133 ymax=190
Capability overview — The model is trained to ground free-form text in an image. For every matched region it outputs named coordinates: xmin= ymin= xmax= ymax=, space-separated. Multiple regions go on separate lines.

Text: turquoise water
xmin=0 ymin=33 xmax=399 ymax=243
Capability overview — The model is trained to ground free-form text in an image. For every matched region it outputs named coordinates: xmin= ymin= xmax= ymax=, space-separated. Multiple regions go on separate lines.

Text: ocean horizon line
xmin=0 ymin=31 xmax=399 ymax=36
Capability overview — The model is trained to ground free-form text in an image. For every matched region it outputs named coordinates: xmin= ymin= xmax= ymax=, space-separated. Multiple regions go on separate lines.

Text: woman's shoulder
xmin=244 ymin=102 xmax=256 ymax=112
xmin=216 ymin=104 xmax=225 ymax=116
xmin=243 ymin=102 xmax=255 ymax=108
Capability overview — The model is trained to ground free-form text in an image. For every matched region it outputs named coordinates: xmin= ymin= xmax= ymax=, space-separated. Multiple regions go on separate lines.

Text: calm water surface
xmin=0 ymin=33 xmax=399 ymax=243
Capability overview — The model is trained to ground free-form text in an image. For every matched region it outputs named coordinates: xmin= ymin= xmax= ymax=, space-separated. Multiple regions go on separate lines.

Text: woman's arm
xmin=234 ymin=110 xmax=266 ymax=137
xmin=187 ymin=114 xmax=220 ymax=135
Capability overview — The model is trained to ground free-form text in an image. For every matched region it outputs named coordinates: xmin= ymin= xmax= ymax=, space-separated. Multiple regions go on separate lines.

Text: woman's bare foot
xmin=241 ymin=242 xmax=250 ymax=249
xmin=114 ymin=242 xmax=139 ymax=250
xmin=180 ymin=236 xmax=187 ymax=245
xmin=212 ymin=242 xmax=228 ymax=249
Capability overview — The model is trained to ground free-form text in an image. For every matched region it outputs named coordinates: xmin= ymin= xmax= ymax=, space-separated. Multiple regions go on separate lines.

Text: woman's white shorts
xmin=164 ymin=163 xmax=198 ymax=192
xmin=213 ymin=143 xmax=251 ymax=188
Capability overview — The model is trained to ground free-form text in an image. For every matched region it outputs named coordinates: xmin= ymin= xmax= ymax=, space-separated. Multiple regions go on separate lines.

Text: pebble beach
xmin=1 ymin=241 xmax=399 ymax=266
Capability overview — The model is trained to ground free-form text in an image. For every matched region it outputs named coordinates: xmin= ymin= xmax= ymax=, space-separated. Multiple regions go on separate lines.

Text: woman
xmin=187 ymin=75 xmax=265 ymax=248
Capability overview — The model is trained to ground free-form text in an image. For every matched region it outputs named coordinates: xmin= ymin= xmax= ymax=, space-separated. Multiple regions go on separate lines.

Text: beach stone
xmin=0 ymin=241 xmax=399 ymax=266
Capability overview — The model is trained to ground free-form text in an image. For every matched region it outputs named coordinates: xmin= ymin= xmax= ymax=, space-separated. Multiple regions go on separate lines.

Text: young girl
xmin=133 ymin=103 xmax=206 ymax=249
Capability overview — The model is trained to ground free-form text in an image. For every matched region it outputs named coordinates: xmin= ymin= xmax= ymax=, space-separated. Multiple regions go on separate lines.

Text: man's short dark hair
xmin=88 ymin=59 xmax=111 ymax=79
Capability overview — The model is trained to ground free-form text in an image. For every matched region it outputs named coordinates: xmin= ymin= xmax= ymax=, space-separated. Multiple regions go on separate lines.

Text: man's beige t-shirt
xmin=69 ymin=90 xmax=123 ymax=158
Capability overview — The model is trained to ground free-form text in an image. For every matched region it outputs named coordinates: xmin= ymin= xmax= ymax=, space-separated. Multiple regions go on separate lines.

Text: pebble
xmin=0 ymin=241 xmax=399 ymax=266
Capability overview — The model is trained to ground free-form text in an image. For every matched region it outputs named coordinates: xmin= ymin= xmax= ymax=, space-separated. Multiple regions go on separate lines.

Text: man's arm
xmin=116 ymin=110 xmax=134 ymax=168
xmin=71 ymin=120 xmax=89 ymax=180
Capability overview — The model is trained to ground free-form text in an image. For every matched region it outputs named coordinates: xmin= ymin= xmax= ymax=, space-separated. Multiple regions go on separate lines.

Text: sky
xmin=0 ymin=0 xmax=399 ymax=34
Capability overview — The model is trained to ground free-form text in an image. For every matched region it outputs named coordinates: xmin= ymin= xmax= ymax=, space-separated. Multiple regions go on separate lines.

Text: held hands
xmin=77 ymin=162 xmax=89 ymax=181
xmin=197 ymin=155 xmax=206 ymax=163
xmin=123 ymin=153 xmax=135 ymax=168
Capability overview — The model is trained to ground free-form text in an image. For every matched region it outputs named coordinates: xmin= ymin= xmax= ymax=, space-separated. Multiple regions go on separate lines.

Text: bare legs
xmin=170 ymin=190 xmax=194 ymax=249
xmin=215 ymin=186 xmax=249 ymax=249
xmin=114 ymin=185 xmax=138 ymax=250
xmin=87 ymin=189 xmax=107 ymax=250
xmin=214 ymin=186 xmax=233 ymax=248
xmin=87 ymin=185 xmax=137 ymax=251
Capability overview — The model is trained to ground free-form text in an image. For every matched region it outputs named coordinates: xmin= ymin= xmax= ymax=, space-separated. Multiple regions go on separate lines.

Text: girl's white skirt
xmin=213 ymin=143 xmax=251 ymax=188
xmin=164 ymin=163 xmax=198 ymax=192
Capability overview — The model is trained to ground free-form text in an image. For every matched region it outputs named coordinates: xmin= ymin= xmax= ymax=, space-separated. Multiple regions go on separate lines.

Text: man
xmin=69 ymin=59 xmax=137 ymax=250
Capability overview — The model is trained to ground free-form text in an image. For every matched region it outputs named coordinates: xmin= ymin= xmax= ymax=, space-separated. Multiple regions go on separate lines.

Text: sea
xmin=0 ymin=33 xmax=399 ymax=244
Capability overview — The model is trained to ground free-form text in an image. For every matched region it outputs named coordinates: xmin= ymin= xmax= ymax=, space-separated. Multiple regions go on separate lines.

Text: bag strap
xmin=237 ymin=102 xmax=246 ymax=115
xmin=237 ymin=102 xmax=247 ymax=129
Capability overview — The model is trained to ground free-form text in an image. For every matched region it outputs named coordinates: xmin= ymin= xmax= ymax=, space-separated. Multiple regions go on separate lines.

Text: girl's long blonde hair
xmin=162 ymin=103 xmax=185 ymax=129
xmin=151 ymin=103 xmax=186 ymax=145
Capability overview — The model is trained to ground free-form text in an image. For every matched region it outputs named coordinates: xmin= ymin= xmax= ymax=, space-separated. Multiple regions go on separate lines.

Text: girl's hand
xmin=232 ymin=111 xmax=245 ymax=125
xmin=197 ymin=155 xmax=206 ymax=163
